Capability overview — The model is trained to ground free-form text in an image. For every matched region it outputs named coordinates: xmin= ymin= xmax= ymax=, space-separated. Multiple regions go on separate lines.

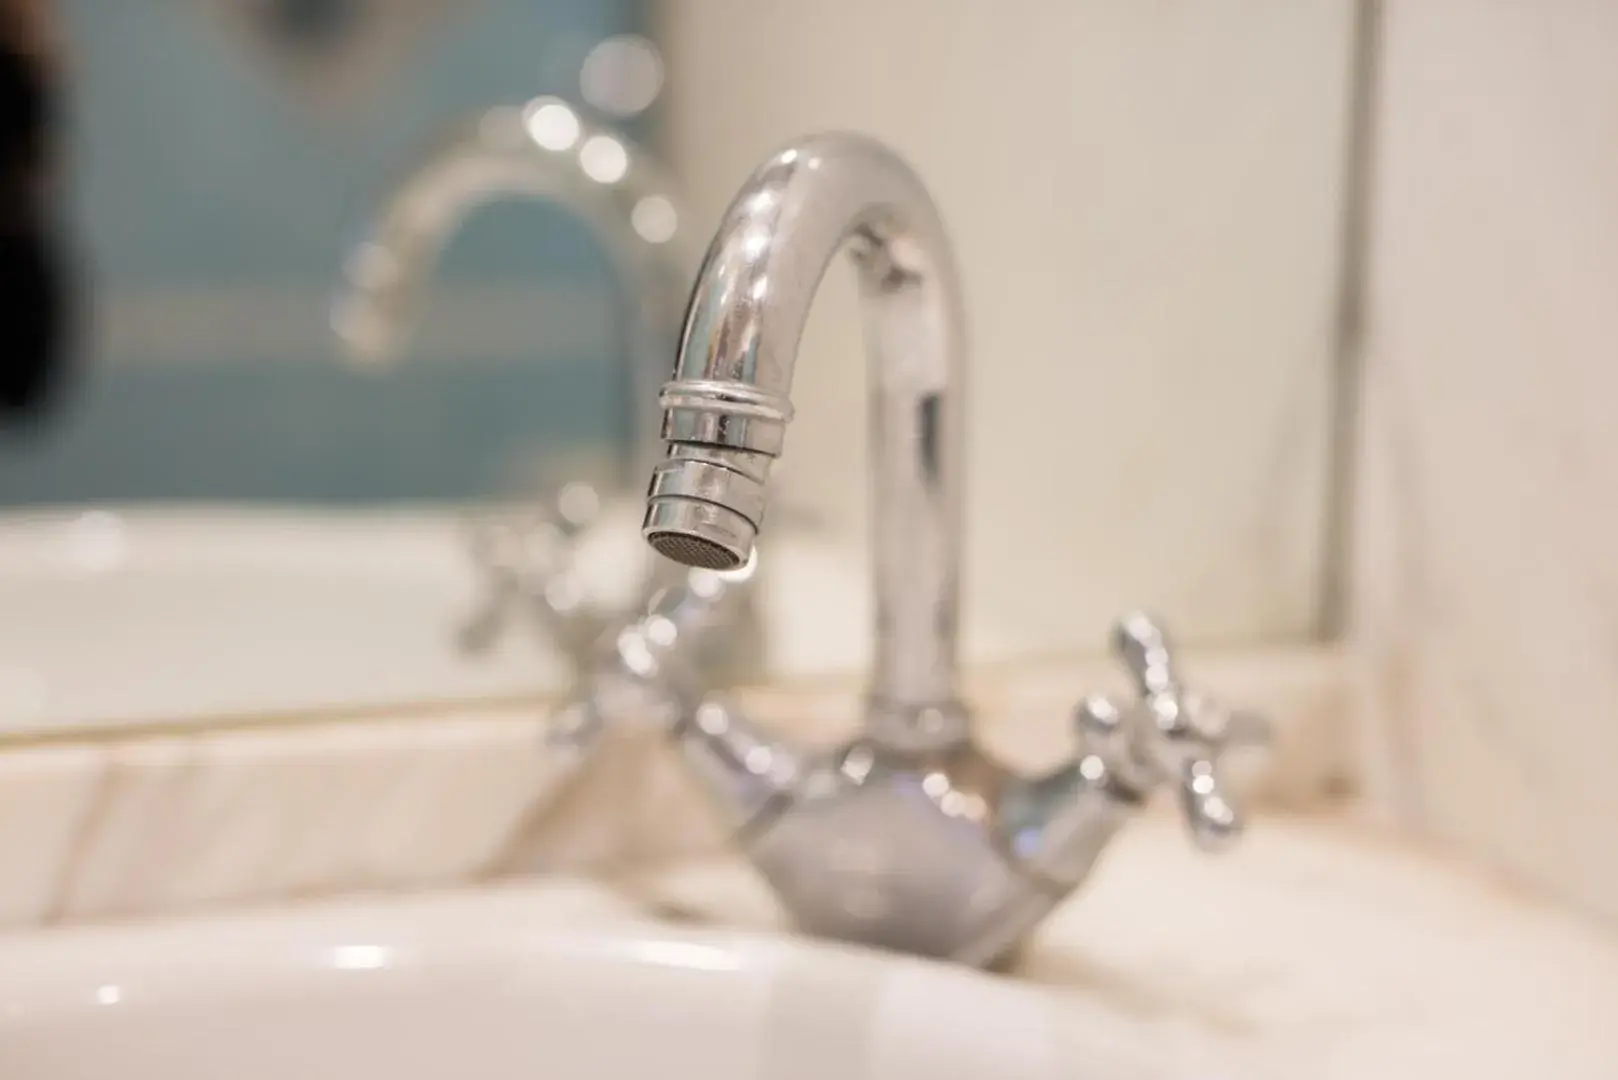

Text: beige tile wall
xmin=654 ymin=0 xmax=1359 ymax=658
xmin=1354 ymin=0 xmax=1618 ymax=922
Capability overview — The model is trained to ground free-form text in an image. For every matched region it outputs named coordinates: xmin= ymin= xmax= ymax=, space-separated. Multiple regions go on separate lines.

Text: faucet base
xmin=862 ymin=696 xmax=974 ymax=754
xmin=738 ymin=735 xmax=1080 ymax=967
xmin=667 ymin=613 xmax=1256 ymax=967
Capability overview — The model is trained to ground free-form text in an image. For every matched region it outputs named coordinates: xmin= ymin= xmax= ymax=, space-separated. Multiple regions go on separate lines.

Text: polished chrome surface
xmin=1086 ymin=614 xmax=1271 ymax=851
xmin=455 ymin=481 xmax=606 ymax=663
xmin=546 ymin=552 xmax=757 ymax=764
xmin=641 ymin=134 xmax=1261 ymax=965
xmin=672 ymin=614 xmax=1263 ymax=967
xmin=642 ymin=134 xmax=963 ymax=729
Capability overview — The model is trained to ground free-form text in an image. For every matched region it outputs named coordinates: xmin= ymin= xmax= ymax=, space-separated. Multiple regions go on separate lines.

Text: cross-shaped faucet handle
xmin=1073 ymin=613 xmax=1269 ymax=851
xmin=457 ymin=481 xmax=605 ymax=659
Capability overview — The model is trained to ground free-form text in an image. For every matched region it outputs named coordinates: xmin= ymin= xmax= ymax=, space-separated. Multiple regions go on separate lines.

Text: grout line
xmin=0 ymin=692 xmax=555 ymax=750
xmin=42 ymin=751 xmax=117 ymax=925
xmin=1318 ymin=0 xmax=1386 ymax=640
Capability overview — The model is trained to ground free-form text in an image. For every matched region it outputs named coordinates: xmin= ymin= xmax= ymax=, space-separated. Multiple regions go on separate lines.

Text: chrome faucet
xmin=639 ymin=134 xmax=1265 ymax=967
xmin=330 ymin=97 xmax=759 ymax=674
xmin=540 ymin=552 xmax=759 ymax=783
xmin=453 ymin=480 xmax=606 ymax=660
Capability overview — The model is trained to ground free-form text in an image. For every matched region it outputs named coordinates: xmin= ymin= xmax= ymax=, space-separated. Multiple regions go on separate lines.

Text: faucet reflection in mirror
xmin=639 ymin=134 xmax=1268 ymax=967
xmin=330 ymin=97 xmax=760 ymax=679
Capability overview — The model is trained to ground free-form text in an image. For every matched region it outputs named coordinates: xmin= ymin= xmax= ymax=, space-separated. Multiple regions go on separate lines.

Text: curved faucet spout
xmin=333 ymin=96 xmax=693 ymax=486
xmin=642 ymin=135 xmax=966 ymax=742
xmin=640 ymin=135 xmax=1265 ymax=966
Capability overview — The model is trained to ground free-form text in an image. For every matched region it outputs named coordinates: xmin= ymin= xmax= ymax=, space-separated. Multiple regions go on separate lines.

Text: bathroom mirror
xmin=0 ymin=0 xmax=1361 ymax=735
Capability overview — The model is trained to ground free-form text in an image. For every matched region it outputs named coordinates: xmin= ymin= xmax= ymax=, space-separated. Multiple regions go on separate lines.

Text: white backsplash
xmin=1354 ymin=0 xmax=1618 ymax=922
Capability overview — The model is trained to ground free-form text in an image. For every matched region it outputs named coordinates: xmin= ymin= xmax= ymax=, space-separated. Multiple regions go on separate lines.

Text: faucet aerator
xmin=642 ymin=444 xmax=768 ymax=571
xmin=642 ymin=496 xmax=755 ymax=571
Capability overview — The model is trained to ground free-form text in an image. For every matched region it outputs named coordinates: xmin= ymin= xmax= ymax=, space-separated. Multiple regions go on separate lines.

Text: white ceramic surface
xmin=0 ymin=881 xmax=1180 ymax=1080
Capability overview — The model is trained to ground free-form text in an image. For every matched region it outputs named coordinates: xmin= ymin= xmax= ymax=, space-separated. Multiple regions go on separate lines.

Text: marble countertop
xmin=620 ymin=814 xmax=1618 ymax=1078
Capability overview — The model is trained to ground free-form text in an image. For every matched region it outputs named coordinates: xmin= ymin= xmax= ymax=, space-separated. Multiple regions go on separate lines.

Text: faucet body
xmin=643 ymin=135 xmax=964 ymax=743
xmin=643 ymin=134 xmax=1262 ymax=966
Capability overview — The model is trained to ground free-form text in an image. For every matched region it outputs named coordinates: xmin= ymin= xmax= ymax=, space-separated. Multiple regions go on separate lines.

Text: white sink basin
xmin=0 ymin=881 xmax=1178 ymax=1080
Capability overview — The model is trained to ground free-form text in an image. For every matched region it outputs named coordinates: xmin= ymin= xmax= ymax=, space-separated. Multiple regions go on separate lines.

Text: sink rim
xmin=0 ymin=878 xmax=1196 ymax=1080
xmin=0 ymin=878 xmax=1048 ymax=1024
